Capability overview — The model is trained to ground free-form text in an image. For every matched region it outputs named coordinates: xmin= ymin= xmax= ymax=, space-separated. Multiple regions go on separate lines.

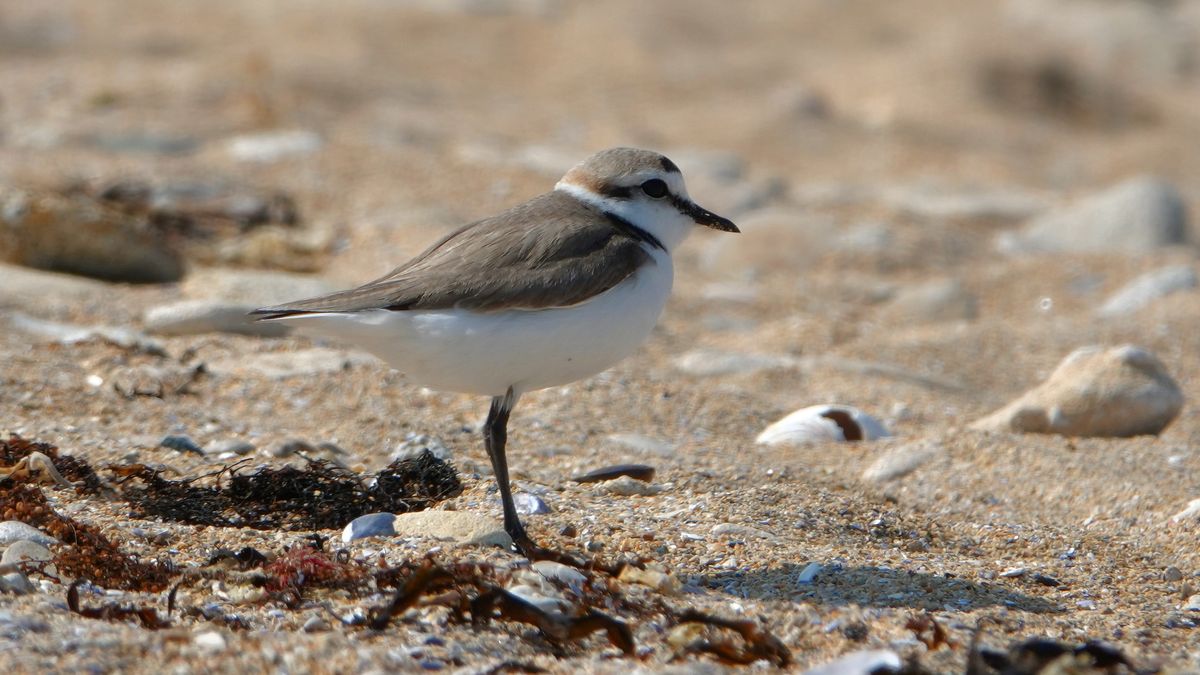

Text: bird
xmin=251 ymin=147 xmax=738 ymax=557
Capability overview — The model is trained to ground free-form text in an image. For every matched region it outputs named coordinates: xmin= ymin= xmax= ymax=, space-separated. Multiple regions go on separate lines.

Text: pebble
xmin=342 ymin=513 xmax=397 ymax=543
xmin=302 ymin=615 xmax=331 ymax=633
xmin=512 ymin=493 xmax=551 ymax=515
xmin=1183 ymin=594 xmax=1200 ymax=612
xmin=206 ymin=348 xmax=373 ymax=379
xmin=970 ymin=344 xmax=1184 ymax=437
xmin=505 ymin=584 xmax=571 ymax=617
xmin=756 ymin=405 xmax=890 ymax=446
xmin=861 ymin=440 xmax=945 ymax=483
xmin=1169 ymin=498 xmax=1200 ymax=525
xmin=1164 ymin=567 xmax=1184 ymax=582
xmin=0 ymin=572 xmax=35 ymax=595
xmin=618 ymin=565 xmax=681 ymax=596
xmin=144 ymin=300 xmax=290 ymax=337
xmin=672 ymin=349 xmax=798 ymax=377
xmin=0 ymin=521 xmax=59 ymax=547
xmin=160 ymin=435 xmax=203 ymax=455
xmin=601 ymin=476 xmax=665 ymax=497
xmin=1 ymin=540 xmax=57 ymax=580
xmin=389 ymin=511 xmax=511 ymax=548
xmin=204 ymin=439 xmax=256 ymax=457
xmin=571 ymin=464 xmax=656 ymax=483
xmin=796 ymin=562 xmax=823 ymax=584
xmin=392 ymin=434 xmax=452 ymax=462
xmin=997 ymin=175 xmax=1188 ymax=254
xmin=531 ymin=561 xmax=587 ymax=593
xmin=1096 ymin=264 xmax=1197 ymax=317
xmin=801 ymin=649 xmax=901 ymax=675
xmin=711 ymin=523 xmax=779 ymax=543
xmin=193 ymin=630 xmax=227 ymax=654
xmin=876 ymin=278 xmax=978 ymax=324
xmin=224 ymin=129 xmax=322 ymax=163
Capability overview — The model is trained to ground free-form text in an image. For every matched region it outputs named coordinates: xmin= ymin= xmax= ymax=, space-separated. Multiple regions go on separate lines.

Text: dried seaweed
xmin=0 ymin=434 xmax=106 ymax=493
xmin=670 ymin=608 xmax=791 ymax=667
xmin=906 ymin=611 xmax=954 ymax=651
xmin=67 ymin=580 xmax=171 ymax=629
xmin=264 ymin=541 xmax=368 ymax=594
xmin=117 ymin=450 xmax=461 ymax=530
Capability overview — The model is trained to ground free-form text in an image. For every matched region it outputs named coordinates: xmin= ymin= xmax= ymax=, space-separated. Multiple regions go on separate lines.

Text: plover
xmin=252 ymin=147 xmax=738 ymax=555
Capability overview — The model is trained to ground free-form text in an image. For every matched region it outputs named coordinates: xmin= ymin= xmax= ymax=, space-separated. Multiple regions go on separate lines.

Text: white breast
xmin=279 ymin=248 xmax=674 ymax=396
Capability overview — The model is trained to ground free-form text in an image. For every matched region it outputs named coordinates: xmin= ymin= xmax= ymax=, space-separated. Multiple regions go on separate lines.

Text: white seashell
xmin=755 ymin=405 xmax=889 ymax=446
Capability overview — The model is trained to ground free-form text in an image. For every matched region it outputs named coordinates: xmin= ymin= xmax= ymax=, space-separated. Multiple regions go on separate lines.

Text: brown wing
xmin=252 ymin=192 xmax=653 ymax=318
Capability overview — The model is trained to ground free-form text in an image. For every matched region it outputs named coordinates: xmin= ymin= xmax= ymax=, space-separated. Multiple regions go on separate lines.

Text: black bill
xmin=677 ymin=198 xmax=739 ymax=232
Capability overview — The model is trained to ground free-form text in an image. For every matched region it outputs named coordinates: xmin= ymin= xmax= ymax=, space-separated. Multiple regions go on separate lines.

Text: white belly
xmin=276 ymin=252 xmax=674 ymax=396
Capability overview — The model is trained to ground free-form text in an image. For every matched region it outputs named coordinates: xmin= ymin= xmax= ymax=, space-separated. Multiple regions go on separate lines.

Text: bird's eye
xmin=640 ymin=179 xmax=668 ymax=199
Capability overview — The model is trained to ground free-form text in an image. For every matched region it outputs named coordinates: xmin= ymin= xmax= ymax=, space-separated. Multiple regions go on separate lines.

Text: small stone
xmin=0 ymin=572 xmax=35 ymax=595
xmin=711 ymin=523 xmax=779 ymax=542
xmin=572 ymin=464 xmax=656 ymax=484
xmin=970 ymin=345 xmax=1184 ymax=437
xmin=0 ymin=522 xmax=59 ymax=547
xmin=342 ymin=512 xmax=397 ymax=543
xmin=861 ymin=440 xmax=945 ymax=483
xmin=390 ymin=511 xmax=511 ymax=548
xmin=1183 ymin=594 xmax=1200 ymax=611
xmin=1169 ymin=498 xmax=1200 ymax=525
xmin=1165 ymin=567 xmax=1184 ymax=582
xmin=302 ymin=615 xmax=331 ymax=632
xmin=796 ymin=562 xmax=823 ymax=584
xmin=1096 ymin=265 xmax=1197 ymax=317
xmin=193 ymin=630 xmax=227 ymax=654
xmin=225 ymin=129 xmax=322 ymax=163
xmin=159 ymin=435 xmax=203 ymax=455
xmin=204 ymin=439 xmax=256 ymax=457
xmin=1000 ymin=567 xmax=1028 ymax=578
xmin=618 ymin=565 xmax=681 ymax=595
xmin=801 ymin=649 xmax=901 ymax=675
xmin=602 ymin=476 xmax=664 ymax=497
xmin=531 ymin=561 xmax=587 ymax=593
xmin=998 ymin=175 xmax=1188 ymax=254
xmin=1 ymin=540 xmax=57 ymax=580
xmin=513 ymin=493 xmax=551 ymax=515
xmin=505 ymin=584 xmax=572 ymax=617
xmin=144 ymin=300 xmax=290 ymax=337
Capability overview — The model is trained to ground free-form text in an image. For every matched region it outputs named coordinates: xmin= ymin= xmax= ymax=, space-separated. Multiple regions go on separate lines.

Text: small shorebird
xmin=252 ymin=147 xmax=738 ymax=556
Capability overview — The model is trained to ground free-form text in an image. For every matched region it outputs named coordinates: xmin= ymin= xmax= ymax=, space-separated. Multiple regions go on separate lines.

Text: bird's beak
xmin=679 ymin=199 xmax=739 ymax=233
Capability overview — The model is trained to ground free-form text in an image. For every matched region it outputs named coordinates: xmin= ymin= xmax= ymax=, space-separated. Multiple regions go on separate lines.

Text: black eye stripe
xmin=599 ymin=185 xmax=633 ymax=199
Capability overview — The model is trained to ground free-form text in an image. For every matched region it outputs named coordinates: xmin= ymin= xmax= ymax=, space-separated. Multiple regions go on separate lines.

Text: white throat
xmin=554 ymin=182 xmax=694 ymax=253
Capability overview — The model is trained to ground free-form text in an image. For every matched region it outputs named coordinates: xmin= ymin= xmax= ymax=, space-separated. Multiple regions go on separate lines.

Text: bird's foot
xmin=511 ymin=532 xmax=626 ymax=576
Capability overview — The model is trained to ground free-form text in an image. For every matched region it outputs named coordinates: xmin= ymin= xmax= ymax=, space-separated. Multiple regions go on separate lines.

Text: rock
xmin=1164 ymin=566 xmax=1184 ymax=582
xmin=342 ymin=513 xmax=398 ymax=543
xmin=144 ymin=300 xmax=290 ymax=337
xmin=571 ymin=464 xmax=655 ymax=484
xmin=802 ymin=649 xmax=901 ymax=675
xmin=0 ymin=187 xmax=185 ymax=282
xmin=390 ymin=511 xmax=511 ymax=548
xmin=618 ymin=565 xmax=681 ymax=595
xmin=711 ymin=523 xmax=779 ymax=543
xmin=181 ymin=268 xmax=337 ymax=306
xmin=971 ymin=345 xmax=1184 ymax=437
xmin=0 ymin=263 xmax=112 ymax=313
xmin=224 ymin=130 xmax=322 ymax=163
xmin=206 ymin=348 xmax=373 ymax=379
xmin=531 ymin=561 xmax=587 ymax=593
xmin=602 ymin=476 xmax=664 ymax=497
xmin=1 ymin=540 xmax=57 ymax=580
xmin=392 ymin=434 xmax=451 ymax=462
xmin=1169 ymin=498 xmax=1200 ymax=525
xmin=0 ymin=521 xmax=59 ymax=547
xmin=193 ymin=630 xmax=227 ymax=654
xmin=997 ymin=176 xmax=1189 ymax=254
xmin=513 ymin=493 xmax=551 ymax=515
xmin=796 ymin=562 xmax=823 ymax=584
xmin=302 ymin=615 xmax=331 ymax=632
xmin=505 ymin=584 xmax=572 ymax=616
xmin=159 ymin=435 xmax=203 ymax=455
xmin=1096 ymin=265 xmax=1197 ymax=317
xmin=756 ymin=405 xmax=890 ymax=446
xmin=203 ymin=439 xmax=255 ymax=457
xmin=604 ymin=434 xmax=676 ymax=456
xmin=673 ymin=349 xmax=798 ymax=377
xmin=0 ymin=572 xmax=35 ymax=595
xmin=861 ymin=440 xmax=946 ymax=483
xmin=1184 ymin=594 xmax=1200 ymax=612
xmin=876 ymin=278 xmax=977 ymax=324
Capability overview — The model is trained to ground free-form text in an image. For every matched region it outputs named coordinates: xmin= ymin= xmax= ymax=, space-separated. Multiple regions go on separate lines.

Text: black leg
xmin=483 ymin=387 xmax=527 ymax=545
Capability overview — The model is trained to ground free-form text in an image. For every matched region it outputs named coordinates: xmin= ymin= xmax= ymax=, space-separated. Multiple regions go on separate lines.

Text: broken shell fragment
xmin=755 ymin=405 xmax=889 ymax=446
